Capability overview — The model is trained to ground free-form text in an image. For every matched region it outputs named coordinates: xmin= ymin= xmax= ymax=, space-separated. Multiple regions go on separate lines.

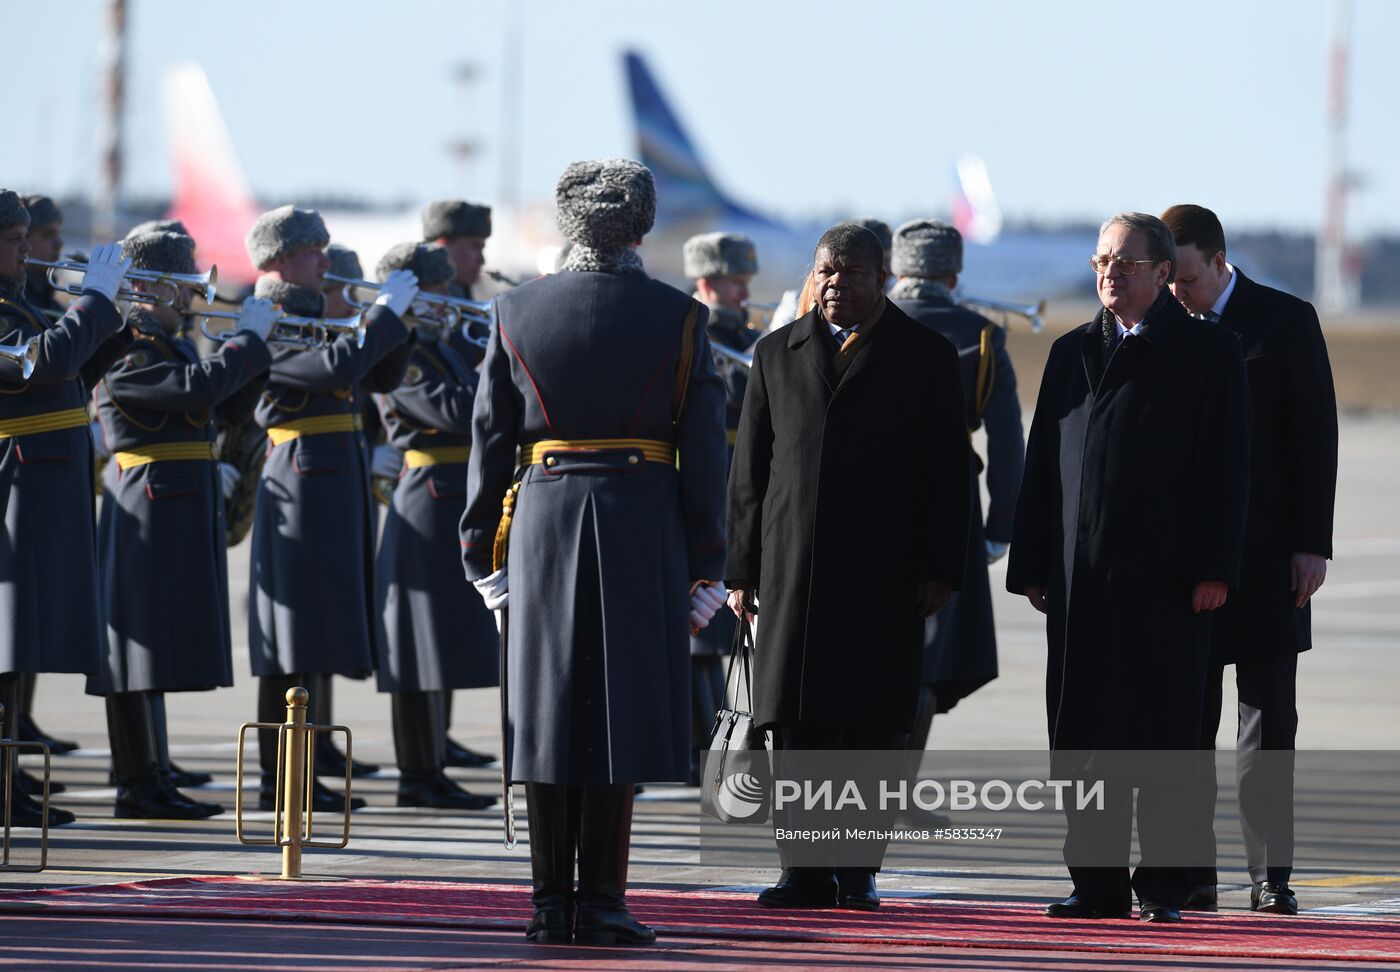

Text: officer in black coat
xmin=682 ymin=231 xmax=761 ymax=781
xmin=889 ymin=220 xmax=1023 ymax=750
xmin=1008 ymin=212 xmax=1251 ymax=923
xmin=1162 ymin=205 xmax=1338 ymax=917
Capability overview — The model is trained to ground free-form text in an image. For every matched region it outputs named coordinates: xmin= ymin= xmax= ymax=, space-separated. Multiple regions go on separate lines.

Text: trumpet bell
xmin=0 ymin=336 xmax=39 ymax=381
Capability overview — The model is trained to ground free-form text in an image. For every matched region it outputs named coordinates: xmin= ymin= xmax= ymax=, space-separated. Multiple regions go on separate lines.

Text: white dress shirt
xmin=1207 ymin=264 xmax=1238 ymax=320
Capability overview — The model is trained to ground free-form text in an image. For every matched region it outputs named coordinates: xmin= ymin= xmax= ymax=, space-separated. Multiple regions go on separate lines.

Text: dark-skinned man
xmin=245 ymin=205 xmax=415 ymax=812
xmin=1007 ymin=212 xmax=1250 ymax=924
xmin=1162 ymin=204 xmax=1337 ymax=917
xmin=0 ymin=190 xmax=133 ymax=827
xmin=726 ymin=223 xmax=971 ymax=912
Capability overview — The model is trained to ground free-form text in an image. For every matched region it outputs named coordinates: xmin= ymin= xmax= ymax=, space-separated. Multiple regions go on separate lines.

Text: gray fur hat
xmin=21 ymin=194 xmax=62 ymax=228
xmin=245 ymin=205 xmax=329 ymax=270
xmin=0 ymin=191 xmax=31 ymax=231
xmin=325 ymin=243 xmax=363 ymax=281
xmin=126 ymin=218 xmax=189 ymax=239
xmin=683 ymin=232 xmax=758 ymax=280
xmin=422 ymin=200 xmax=492 ymax=241
xmin=376 ymin=241 xmax=455 ymax=288
xmin=121 ymin=231 xmax=198 ymax=275
xmin=555 ymin=159 xmax=655 ymax=251
xmin=254 ymin=277 xmax=325 ymax=318
xmin=892 ymin=219 xmax=963 ymax=279
xmin=852 ymin=217 xmax=892 ymax=254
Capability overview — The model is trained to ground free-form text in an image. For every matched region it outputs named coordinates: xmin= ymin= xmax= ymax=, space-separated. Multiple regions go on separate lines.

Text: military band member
xmin=372 ymin=242 xmax=496 ymax=811
xmin=851 ymin=217 xmax=893 ymax=278
xmin=461 ymin=159 xmax=728 ymax=946
xmin=245 ymin=205 xmax=416 ymax=811
xmin=682 ymin=231 xmax=761 ymax=782
xmin=0 ymin=190 xmax=132 ymax=827
xmin=90 ymin=230 xmax=276 ymax=818
xmin=889 ymin=220 xmax=1023 ymax=751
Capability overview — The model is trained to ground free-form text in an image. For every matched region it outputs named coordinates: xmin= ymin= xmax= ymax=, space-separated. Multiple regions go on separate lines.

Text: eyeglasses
xmin=1089 ymin=255 xmax=1158 ymax=275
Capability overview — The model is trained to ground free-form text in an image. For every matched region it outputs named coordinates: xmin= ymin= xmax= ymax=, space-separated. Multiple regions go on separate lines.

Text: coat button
xmin=627 ymin=455 xmax=639 ymax=465
xmin=545 ymin=456 xmax=557 ymax=467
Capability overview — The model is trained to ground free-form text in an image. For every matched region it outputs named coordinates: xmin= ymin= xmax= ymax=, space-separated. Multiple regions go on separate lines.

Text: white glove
xmin=371 ymin=444 xmax=403 ymax=480
xmin=80 ymin=242 xmax=132 ymax=303
xmin=90 ymin=420 xmax=112 ymax=460
xmin=986 ymin=540 xmax=1009 ymax=565
xmin=374 ymin=269 xmax=420 ymax=317
xmin=473 ymin=568 xmax=508 ymax=611
xmin=689 ymin=582 xmax=728 ymax=631
xmin=219 ymin=462 xmax=239 ymax=500
xmin=235 ymin=296 xmax=278 ymax=342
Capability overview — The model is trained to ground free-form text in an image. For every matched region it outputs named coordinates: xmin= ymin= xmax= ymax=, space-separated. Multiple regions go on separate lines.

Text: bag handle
xmin=723 ymin=614 xmax=755 ymax=711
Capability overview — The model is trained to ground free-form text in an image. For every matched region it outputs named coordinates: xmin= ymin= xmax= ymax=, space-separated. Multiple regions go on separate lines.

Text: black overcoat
xmin=1207 ymin=269 xmax=1337 ymax=665
xmin=725 ymin=302 xmax=971 ymax=732
xmin=1006 ymin=292 xmax=1251 ymax=750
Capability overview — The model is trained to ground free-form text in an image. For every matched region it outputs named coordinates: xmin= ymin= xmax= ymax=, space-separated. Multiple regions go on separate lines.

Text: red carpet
xmin=1 ymin=878 xmax=1396 ymax=963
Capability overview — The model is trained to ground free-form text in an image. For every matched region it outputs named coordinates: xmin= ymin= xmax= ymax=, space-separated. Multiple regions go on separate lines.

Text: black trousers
xmin=771 ymin=721 xmax=908 ymax=876
xmin=1191 ymin=653 xmax=1299 ymax=888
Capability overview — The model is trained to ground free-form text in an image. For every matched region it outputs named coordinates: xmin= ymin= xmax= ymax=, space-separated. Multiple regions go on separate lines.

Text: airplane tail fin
xmin=952 ymin=154 xmax=1003 ymax=245
xmin=624 ymin=50 xmax=769 ymax=227
xmin=163 ymin=63 xmax=261 ymax=286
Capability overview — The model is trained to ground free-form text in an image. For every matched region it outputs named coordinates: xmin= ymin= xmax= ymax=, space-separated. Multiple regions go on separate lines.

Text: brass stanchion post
xmin=280 ymin=687 xmax=308 ymax=880
xmin=0 ymin=702 xmax=51 ymax=872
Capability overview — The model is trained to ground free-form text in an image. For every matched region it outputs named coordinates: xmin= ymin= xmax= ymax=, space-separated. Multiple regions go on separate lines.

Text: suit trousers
xmin=1191 ymin=653 xmax=1299 ymax=888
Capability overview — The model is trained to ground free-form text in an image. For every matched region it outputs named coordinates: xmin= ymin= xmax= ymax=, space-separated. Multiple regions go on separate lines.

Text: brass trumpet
xmin=326 ymin=273 xmax=495 ymax=335
xmin=0 ymin=336 xmax=40 ymax=381
xmin=958 ymin=296 xmax=1045 ymax=333
xmin=711 ymin=341 xmax=753 ymax=371
xmin=199 ymin=310 xmax=366 ymax=350
xmin=26 ymin=258 xmax=218 ymax=306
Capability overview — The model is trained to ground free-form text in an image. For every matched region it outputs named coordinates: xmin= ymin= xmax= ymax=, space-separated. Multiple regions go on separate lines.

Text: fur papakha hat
xmin=851 ymin=217 xmax=892 ymax=254
xmin=325 ymin=243 xmax=363 ymax=282
xmin=376 ymin=241 xmax=455 ymax=288
xmin=683 ymin=232 xmax=758 ymax=280
xmin=892 ymin=219 xmax=963 ymax=279
xmin=121 ymin=231 xmax=198 ymax=276
xmin=555 ymin=159 xmax=656 ymax=251
xmin=422 ymin=200 xmax=492 ymax=241
xmin=245 ymin=205 xmax=329 ymax=270
xmin=0 ymin=191 xmax=32 ymax=232
xmin=126 ymin=218 xmax=190 ymax=239
xmin=21 ymin=194 xmax=62 ymax=229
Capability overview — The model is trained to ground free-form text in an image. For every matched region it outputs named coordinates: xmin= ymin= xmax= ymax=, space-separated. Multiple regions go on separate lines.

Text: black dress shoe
xmin=525 ymin=905 xmax=573 ymax=944
xmin=444 ymin=738 xmax=496 ymax=768
xmin=258 ymin=776 xmax=366 ymax=813
xmin=396 ymin=771 xmax=497 ymax=810
xmin=573 ymin=904 xmax=656 ymax=946
xmin=314 ymin=738 xmax=379 ymax=779
xmin=1139 ymin=901 xmax=1183 ymax=923
xmin=1251 ymin=882 xmax=1298 ymax=915
xmin=168 ymin=763 xmax=213 ymax=788
xmin=6 ymin=788 xmax=76 ymax=827
xmin=1045 ymin=894 xmax=1132 ymax=919
xmin=17 ymin=712 xmax=79 ymax=755
xmin=115 ymin=780 xmax=222 ymax=820
xmin=1182 ymin=885 xmax=1218 ymax=911
xmin=13 ymin=766 xmax=64 ymax=796
xmin=757 ymin=868 xmax=839 ymax=909
xmin=835 ymin=869 xmax=880 ymax=911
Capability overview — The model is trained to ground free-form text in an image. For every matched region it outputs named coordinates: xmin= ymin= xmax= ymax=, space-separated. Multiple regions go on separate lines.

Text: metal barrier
xmin=234 ymin=687 xmax=352 ymax=880
xmin=0 ymin=702 xmax=50 ymax=872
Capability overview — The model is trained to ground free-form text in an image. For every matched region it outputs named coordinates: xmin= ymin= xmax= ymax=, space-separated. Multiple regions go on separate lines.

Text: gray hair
xmin=1100 ymin=211 xmax=1177 ymax=283
xmin=814 ymin=223 xmax=884 ymax=273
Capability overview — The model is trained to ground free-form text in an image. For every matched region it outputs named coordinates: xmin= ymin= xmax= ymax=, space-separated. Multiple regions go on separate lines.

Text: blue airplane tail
xmin=624 ymin=50 xmax=772 ymax=227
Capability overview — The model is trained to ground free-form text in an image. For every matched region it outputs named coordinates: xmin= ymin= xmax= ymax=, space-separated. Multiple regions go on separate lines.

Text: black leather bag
xmin=699 ymin=616 xmax=771 ymax=824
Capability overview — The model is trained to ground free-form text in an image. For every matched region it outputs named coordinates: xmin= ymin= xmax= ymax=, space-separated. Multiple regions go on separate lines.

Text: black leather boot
xmin=574 ymin=783 xmax=655 ymax=946
xmin=394 ymin=691 xmax=495 ymax=810
xmin=2 ymin=675 xmax=74 ymax=827
xmin=442 ymin=691 xmax=496 ymax=767
xmin=257 ymin=675 xmax=363 ymax=812
xmin=151 ymin=693 xmax=213 ymax=788
xmin=17 ymin=673 xmax=79 ymax=755
xmin=313 ymin=675 xmax=379 ymax=778
xmin=524 ymin=782 xmax=579 ymax=944
xmin=109 ymin=691 xmax=219 ymax=820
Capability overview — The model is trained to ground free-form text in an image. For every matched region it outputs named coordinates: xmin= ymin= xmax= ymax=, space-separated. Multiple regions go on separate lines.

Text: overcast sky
xmin=9 ymin=0 xmax=1399 ymax=235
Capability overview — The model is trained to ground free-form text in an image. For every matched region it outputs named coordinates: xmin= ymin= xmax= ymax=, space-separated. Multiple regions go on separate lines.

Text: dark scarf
xmin=0 ymin=276 xmax=26 ymax=304
xmin=1094 ymin=287 xmax=1177 ymax=368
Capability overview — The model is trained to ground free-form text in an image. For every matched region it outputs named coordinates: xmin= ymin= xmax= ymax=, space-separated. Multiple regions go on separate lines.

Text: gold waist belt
xmin=404 ymin=446 xmax=470 ymax=468
xmin=114 ymin=441 xmax=217 ymax=470
xmin=0 ymin=407 xmax=89 ymax=440
xmin=522 ymin=437 xmax=676 ymax=468
xmin=266 ymin=413 xmax=363 ymax=446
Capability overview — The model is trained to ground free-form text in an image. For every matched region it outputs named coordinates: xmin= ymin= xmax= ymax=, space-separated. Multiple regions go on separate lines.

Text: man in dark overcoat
xmin=460 ymin=159 xmax=728 ymax=946
xmin=683 ymin=231 xmax=761 ymax=781
xmin=372 ymin=241 xmax=495 ymax=811
xmin=90 ymin=230 xmax=275 ymax=819
xmin=725 ymin=223 xmax=971 ymax=911
xmin=1006 ymin=212 xmax=1251 ymax=923
xmin=889 ymin=219 xmax=1023 ymax=749
xmin=245 ymin=205 xmax=415 ymax=811
xmin=0 ymin=190 xmax=133 ymax=827
xmin=1162 ymin=204 xmax=1338 ymax=917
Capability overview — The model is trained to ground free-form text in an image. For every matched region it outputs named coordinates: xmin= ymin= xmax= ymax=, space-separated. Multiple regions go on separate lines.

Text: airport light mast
xmin=1315 ymin=0 xmax=1360 ymax=313
xmin=94 ymin=0 xmax=127 ymax=241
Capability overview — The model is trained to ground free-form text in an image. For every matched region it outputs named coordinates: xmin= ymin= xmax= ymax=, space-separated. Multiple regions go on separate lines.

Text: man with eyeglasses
xmin=1162 ymin=204 xmax=1337 ymax=918
xmin=1007 ymin=212 xmax=1250 ymax=923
